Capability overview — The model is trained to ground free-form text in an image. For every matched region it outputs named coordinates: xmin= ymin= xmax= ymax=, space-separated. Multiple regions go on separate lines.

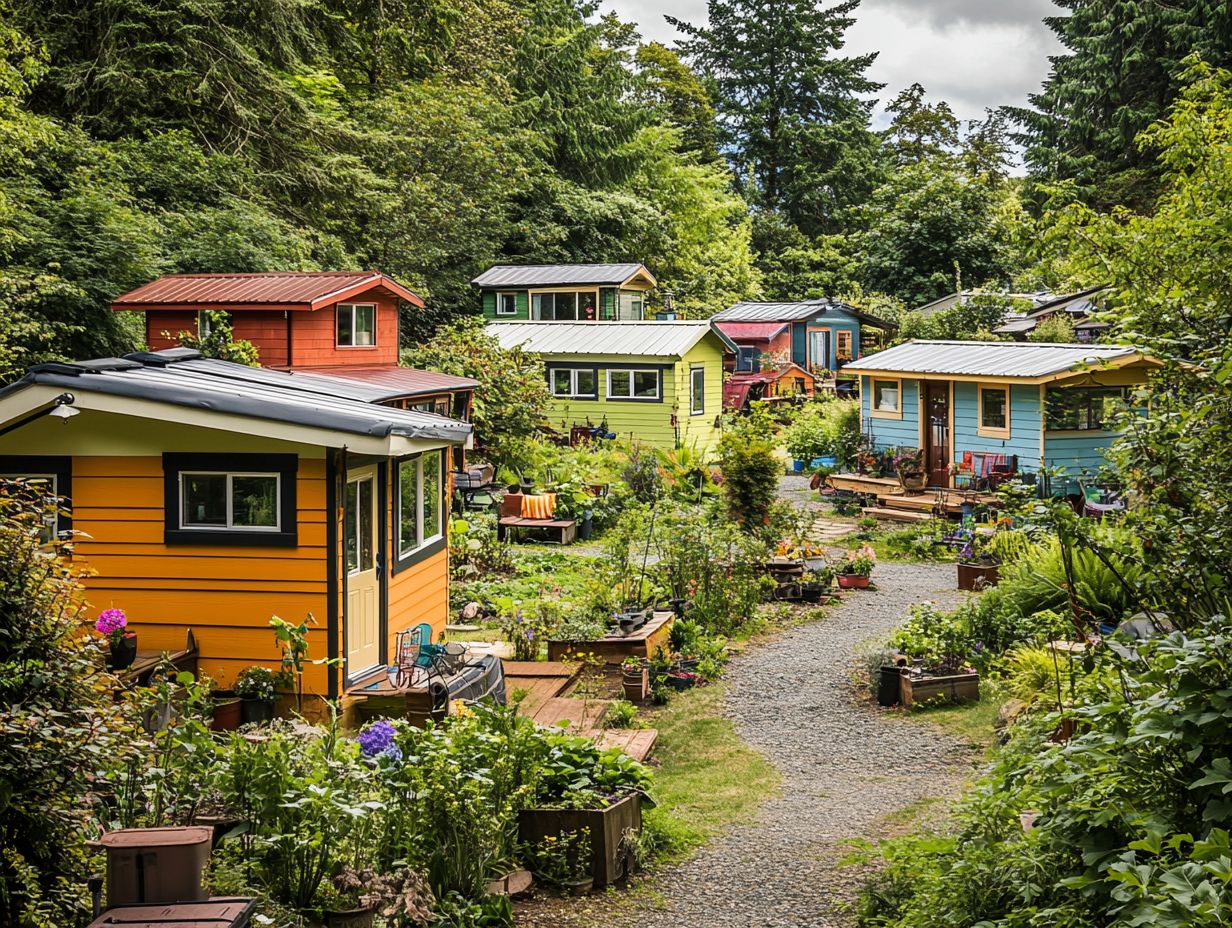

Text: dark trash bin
xmin=878 ymin=666 xmax=905 ymax=707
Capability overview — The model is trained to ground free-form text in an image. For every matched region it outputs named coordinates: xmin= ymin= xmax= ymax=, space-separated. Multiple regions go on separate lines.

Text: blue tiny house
xmin=844 ymin=341 xmax=1161 ymax=493
xmin=712 ymin=300 xmax=895 ymax=374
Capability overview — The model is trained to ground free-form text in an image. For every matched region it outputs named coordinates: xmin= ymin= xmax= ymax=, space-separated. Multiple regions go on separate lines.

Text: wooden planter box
xmin=518 ymin=792 xmax=642 ymax=889
xmin=900 ymin=672 xmax=979 ymax=708
xmin=957 ymin=561 xmax=1000 ymax=591
xmin=548 ymin=613 xmax=674 ymax=671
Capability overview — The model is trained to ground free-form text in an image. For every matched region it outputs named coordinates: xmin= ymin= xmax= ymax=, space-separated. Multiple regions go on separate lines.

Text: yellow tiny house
xmin=0 ymin=349 xmax=470 ymax=701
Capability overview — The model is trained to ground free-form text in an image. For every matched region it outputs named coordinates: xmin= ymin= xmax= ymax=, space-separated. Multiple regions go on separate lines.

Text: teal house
xmin=712 ymin=299 xmax=895 ymax=374
xmin=474 ymin=263 xmax=657 ymax=322
xmin=842 ymin=341 xmax=1161 ymax=492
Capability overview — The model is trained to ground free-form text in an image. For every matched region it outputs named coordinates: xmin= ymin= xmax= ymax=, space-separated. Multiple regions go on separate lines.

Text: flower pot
xmin=957 ymin=561 xmax=1000 ymax=591
xmin=899 ymin=671 xmax=979 ymax=708
xmin=799 ymin=583 xmax=825 ymax=604
xmin=804 ymin=556 xmax=827 ymax=572
xmin=240 ymin=696 xmax=276 ymax=724
xmin=210 ymin=697 xmax=243 ymax=732
xmin=518 ymin=792 xmax=643 ymax=889
xmin=108 ymin=632 xmax=138 ymax=669
xmin=563 ymin=876 xmax=594 ymax=896
xmin=667 ymin=597 xmax=689 ymax=618
xmin=877 ymin=666 xmax=905 ymax=707
xmin=519 ymin=480 xmax=536 ymax=495
xmin=792 ymin=459 xmax=805 ymax=473
xmin=665 ymin=672 xmax=697 ymax=691
xmin=898 ymin=472 xmax=926 ymax=493
xmin=622 ymin=669 xmax=648 ymax=702
xmin=320 ymin=905 xmax=376 ymax=928
xmin=837 ymin=573 xmax=870 ymax=590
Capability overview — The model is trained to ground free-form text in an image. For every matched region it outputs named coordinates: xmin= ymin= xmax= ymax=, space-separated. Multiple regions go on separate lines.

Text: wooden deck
xmin=874 ymin=490 xmax=1000 ymax=515
xmin=826 ymin=473 xmax=901 ymax=495
xmin=502 ymin=661 xmax=581 ymax=717
xmin=861 ymin=506 xmax=934 ymax=524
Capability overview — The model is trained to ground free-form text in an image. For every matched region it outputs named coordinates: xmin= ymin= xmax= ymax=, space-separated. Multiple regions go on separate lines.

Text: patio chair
xmin=394 ymin=623 xmax=448 ymax=688
xmin=1078 ymin=479 xmax=1126 ymax=519
xmin=952 ymin=451 xmax=975 ymax=489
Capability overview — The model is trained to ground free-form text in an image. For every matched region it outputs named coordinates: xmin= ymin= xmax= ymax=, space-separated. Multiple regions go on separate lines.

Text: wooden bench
xmin=497 ymin=493 xmax=577 ymax=545
xmin=118 ymin=628 xmax=199 ymax=687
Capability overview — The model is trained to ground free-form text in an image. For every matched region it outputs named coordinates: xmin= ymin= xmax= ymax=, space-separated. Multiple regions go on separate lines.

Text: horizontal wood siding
xmin=791 ymin=322 xmax=807 ymax=367
xmin=677 ymin=342 xmax=724 ymax=456
xmin=231 ymin=311 xmax=288 ymax=367
xmin=146 ymin=311 xmax=198 ymax=350
xmin=482 ymin=291 xmax=496 ymax=317
xmin=951 ymin=382 xmax=1043 ymax=471
xmin=481 ymin=289 xmax=531 ymax=321
xmin=71 ymin=456 xmax=330 ymax=691
xmin=1044 ymin=432 xmax=1118 ymax=493
xmin=862 ymin=376 xmax=920 ymax=449
xmin=386 ymin=547 xmax=449 ymax=655
xmin=542 ymin=354 xmax=679 ymax=448
xmin=811 ymin=307 xmax=861 ymax=370
xmin=289 ymin=297 xmax=400 ymax=368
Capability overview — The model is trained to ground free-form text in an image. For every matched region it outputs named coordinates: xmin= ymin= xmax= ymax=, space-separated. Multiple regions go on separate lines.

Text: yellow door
xmin=345 ymin=465 xmax=380 ymax=676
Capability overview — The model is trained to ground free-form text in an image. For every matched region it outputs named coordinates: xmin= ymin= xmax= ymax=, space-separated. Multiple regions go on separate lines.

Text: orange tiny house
xmin=0 ymin=349 xmax=472 ymax=703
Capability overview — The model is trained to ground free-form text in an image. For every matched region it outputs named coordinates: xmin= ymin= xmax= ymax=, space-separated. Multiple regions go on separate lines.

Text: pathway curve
xmin=611 ymin=562 xmax=972 ymax=928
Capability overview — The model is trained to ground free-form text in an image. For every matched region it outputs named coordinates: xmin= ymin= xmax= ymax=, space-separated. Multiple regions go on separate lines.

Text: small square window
xmin=980 ymin=387 xmax=1009 ymax=432
xmin=633 ymin=371 xmax=659 ymax=398
xmin=337 ymin=303 xmax=376 ymax=347
xmin=496 ymin=292 xmax=517 ymax=316
xmin=873 ymin=380 xmax=900 ymax=413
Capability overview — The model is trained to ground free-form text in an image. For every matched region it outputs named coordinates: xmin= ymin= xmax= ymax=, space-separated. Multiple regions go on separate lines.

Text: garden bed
xmin=517 ymin=792 xmax=643 ymax=889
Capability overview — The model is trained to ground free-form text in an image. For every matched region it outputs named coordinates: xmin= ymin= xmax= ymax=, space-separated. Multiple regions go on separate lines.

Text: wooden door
xmin=924 ymin=382 xmax=951 ymax=487
xmin=345 ymin=465 xmax=380 ymax=676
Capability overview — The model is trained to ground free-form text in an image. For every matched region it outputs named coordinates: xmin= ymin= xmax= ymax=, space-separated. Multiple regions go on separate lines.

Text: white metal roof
xmin=487 ymin=321 xmax=734 ymax=357
xmin=472 ymin=264 xmax=655 ymax=288
xmin=842 ymin=340 xmax=1151 ymax=381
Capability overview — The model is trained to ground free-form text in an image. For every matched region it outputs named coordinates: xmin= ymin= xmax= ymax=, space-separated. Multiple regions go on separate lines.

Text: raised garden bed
xmin=899 ymin=671 xmax=980 ymax=708
xmin=517 ymin=792 xmax=643 ymax=889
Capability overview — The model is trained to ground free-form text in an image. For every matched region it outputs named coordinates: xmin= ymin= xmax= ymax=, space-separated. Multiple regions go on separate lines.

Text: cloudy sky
xmin=605 ymin=0 xmax=1062 ymax=128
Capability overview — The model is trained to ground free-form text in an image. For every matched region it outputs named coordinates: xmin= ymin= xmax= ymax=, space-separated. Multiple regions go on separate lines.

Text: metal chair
xmin=394 ymin=623 xmax=446 ymax=688
xmin=1078 ymin=479 xmax=1125 ymax=519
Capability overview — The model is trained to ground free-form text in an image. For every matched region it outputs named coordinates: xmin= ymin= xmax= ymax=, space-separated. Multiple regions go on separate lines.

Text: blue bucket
xmin=793 ymin=460 xmax=805 ymax=473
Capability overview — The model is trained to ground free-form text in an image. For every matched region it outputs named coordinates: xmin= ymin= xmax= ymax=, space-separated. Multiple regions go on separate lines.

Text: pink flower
xmin=95 ymin=608 xmax=127 ymax=636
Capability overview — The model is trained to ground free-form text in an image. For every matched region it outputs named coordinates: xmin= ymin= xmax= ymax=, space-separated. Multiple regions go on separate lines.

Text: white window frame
xmin=179 ymin=472 xmax=281 ymax=532
xmin=550 ymin=368 xmax=597 ymax=399
xmin=397 ymin=453 xmax=443 ymax=559
xmin=607 ymin=368 xmax=661 ymax=401
xmin=689 ymin=366 xmax=705 ymax=415
xmin=336 ymin=302 xmax=377 ymax=348
xmin=496 ymin=292 xmax=518 ymax=316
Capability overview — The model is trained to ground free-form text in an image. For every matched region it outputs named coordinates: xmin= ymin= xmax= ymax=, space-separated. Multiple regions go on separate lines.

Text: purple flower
xmin=95 ymin=609 xmax=127 ymax=636
xmin=358 ymin=720 xmax=397 ymax=758
xmin=381 ymin=744 xmax=404 ymax=764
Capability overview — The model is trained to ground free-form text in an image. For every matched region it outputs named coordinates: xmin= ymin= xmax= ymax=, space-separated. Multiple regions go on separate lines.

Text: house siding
xmin=951 ymin=382 xmax=1043 ymax=471
xmin=786 ymin=309 xmax=862 ymax=371
xmin=862 ymin=375 xmax=921 ymax=449
xmin=1044 ymin=432 xmax=1118 ymax=494
xmin=289 ymin=297 xmax=400 ymax=368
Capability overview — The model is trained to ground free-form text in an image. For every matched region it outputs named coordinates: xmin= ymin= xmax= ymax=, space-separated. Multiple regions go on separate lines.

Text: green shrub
xmin=783 ymin=398 xmax=861 ymax=467
xmin=717 ymin=431 xmax=780 ymax=533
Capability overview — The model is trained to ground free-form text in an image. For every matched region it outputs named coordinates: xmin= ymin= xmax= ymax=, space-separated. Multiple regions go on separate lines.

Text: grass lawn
xmin=640 ymin=682 xmax=781 ymax=859
xmin=907 ymin=687 xmax=1005 ymax=754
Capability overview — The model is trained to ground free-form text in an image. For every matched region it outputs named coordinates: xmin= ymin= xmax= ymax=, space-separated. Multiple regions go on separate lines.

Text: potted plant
xmin=837 ymin=545 xmax=876 ymax=590
xmin=525 ymin=828 xmax=594 ymax=896
xmin=956 ymin=538 xmax=1001 ymax=591
xmin=233 ymin=665 xmax=279 ymax=723
xmin=665 ymin=670 xmax=699 ymax=691
xmin=621 ymin=657 xmax=648 ymax=703
xmin=96 ymin=608 xmax=137 ymax=669
xmin=800 ymin=566 xmax=834 ymax=603
xmin=893 ymin=448 xmax=926 ymax=493
xmin=210 ymin=690 xmax=243 ymax=732
xmin=320 ymin=867 xmax=434 ymax=928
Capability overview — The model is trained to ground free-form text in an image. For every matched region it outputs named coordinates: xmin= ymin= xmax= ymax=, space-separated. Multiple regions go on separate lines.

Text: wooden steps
xmin=861 ymin=506 xmax=934 ymax=524
xmin=586 ymin=728 xmax=659 ymax=762
xmin=875 ymin=493 xmax=941 ymax=512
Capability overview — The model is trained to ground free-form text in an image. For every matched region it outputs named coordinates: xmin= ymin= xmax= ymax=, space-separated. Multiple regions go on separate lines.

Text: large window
xmin=550 ymin=368 xmax=597 ymax=399
xmin=0 ymin=456 xmax=73 ymax=542
xmin=532 ymin=291 xmax=597 ymax=321
xmin=397 ymin=451 xmax=443 ymax=565
xmin=337 ymin=303 xmax=376 ymax=347
xmin=871 ymin=379 xmax=901 ymax=417
xmin=496 ymin=292 xmax=517 ymax=316
xmin=607 ymin=369 xmax=660 ymax=400
xmin=690 ymin=366 xmax=705 ymax=415
xmin=163 ymin=453 xmax=296 ymax=546
xmin=978 ymin=385 xmax=1010 ymax=436
xmin=181 ymin=473 xmax=280 ymax=530
xmin=1046 ymin=387 xmax=1128 ymax=432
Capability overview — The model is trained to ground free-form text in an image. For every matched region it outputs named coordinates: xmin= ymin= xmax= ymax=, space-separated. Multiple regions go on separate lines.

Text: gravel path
xmin=607 ymin=562 xmax=974 ymax=928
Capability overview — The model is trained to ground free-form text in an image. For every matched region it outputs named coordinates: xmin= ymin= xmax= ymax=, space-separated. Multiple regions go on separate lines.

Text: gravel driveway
xmin=606 ymin=561 xmax=974 ymax=928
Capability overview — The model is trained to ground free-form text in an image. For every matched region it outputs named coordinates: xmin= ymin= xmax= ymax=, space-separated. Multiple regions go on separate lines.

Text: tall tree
xmin=669 ymin=0 xmax=882 ymax=234
xmin=633 ymin=42 xmax=720 ymax=163
xmin=883 ymin=82 xmax=959 ymax=166
xmin=1011 ymin=0 xmax=1232 ymax=210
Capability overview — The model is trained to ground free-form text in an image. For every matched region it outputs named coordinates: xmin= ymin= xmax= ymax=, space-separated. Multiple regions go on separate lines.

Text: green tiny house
xmin=487 ymin=321 xmax=734 ymax=455
xmin=474 ymin=264 xmax=657 ymax=322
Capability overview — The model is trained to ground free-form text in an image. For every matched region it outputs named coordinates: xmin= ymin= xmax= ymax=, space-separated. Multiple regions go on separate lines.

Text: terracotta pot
xmin=837 ymin=573 xmax=870 ymax=590
xmin=108 ymin=632 xmax=138 ymax=669
xmin=957 ymin=561 xmax=1000 ymax=591
xmin=210 ymin=698 xmax=242 ymax=732
xmin=320 ymin=905 xmax=375 ymax=928
xmin=622 ymin=670 xmax=647 ymax=703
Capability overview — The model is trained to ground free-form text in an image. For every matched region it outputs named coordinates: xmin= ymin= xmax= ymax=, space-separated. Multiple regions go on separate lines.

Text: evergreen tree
xmin=1011 ymin=0 xmax=1232 ymax=210
xmin=669 ymin=0 xmax=882 ymax=234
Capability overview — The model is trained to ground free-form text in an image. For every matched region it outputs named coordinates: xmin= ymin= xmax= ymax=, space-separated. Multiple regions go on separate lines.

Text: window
xmin=978 ymin=386 xmax=1010 ymax=436
xmin=607 ymin=369 xmax=661 ymax=400
xmin=631 ymin=299 xmax=644 ymax=320
xmin=496 ymin=292 xmax=517 ymax=316
xmin=397 ymin=452 xmax=444 ymax=566
xmin=163 ymin=453 xmax=296 ymax=546
xmin=0 ymin=457 xmax=72 ymax=542
xmin=337 ymin=303 xmax=376 ymax=347
xmin=735 ymin=346 xmax=757 ymax=373
xmin=690 ymin=366 xmax=705 ymax=415
xmin=344 ymin=475 xmax=374 ymax=573
xmin=1046 ymin=387 xmax=1128 ymax=432
xmin=181 ymin=473 xmax=280 ymax=530
xmin=532 ymin=291 xmax=597 ymax=321
xmin=550 ymin=368 xmax=597 ymax=398
xmin=197 ymin=310 xmax=213 ymax=338
xmin=836 ymin=330 xmax=853 ymax=362
xmin=871 ymin=379 xmax=901 ymax=417
xmin=1 ymin=474 xmax=59 ymax=543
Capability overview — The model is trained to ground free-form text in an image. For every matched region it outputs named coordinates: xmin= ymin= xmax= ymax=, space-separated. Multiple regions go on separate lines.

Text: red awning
xmin=714 ymin=321 xmax=790 ymax=341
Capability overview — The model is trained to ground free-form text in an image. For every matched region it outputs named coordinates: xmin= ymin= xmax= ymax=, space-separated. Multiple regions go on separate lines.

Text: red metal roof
xmin=714 ymin=321 xmax=789 ymax=341
xmin=306 ymin=366 xmax=478 ymax=400
xmin=111 ymin=271 xmax=425 ymax=311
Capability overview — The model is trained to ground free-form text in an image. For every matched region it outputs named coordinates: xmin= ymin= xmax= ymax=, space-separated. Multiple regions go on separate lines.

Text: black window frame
xmin=163 ymin=453 xmax=298 ymax=547
xmin=0 ymin=455 xmax=73 ymax=539
xmin=1045 ymin=386 xmax=1129 ymax=432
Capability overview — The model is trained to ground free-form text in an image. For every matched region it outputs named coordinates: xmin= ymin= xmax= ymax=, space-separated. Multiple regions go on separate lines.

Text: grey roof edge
xmin=714 ymin=299 xmax=896 ymax=330
xmin=1025 ymin=284 xmax=1109 ymax=319
xmin=471 ymin=263 xmax=654 ymax=288
xmin=844 ymin=339 xmax=1144 ymax=379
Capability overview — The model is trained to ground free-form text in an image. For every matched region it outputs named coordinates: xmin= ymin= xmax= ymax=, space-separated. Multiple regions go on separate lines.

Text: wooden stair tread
xmin=583 ymin=728 xmax=660 ymax=762
xmin=861 ymin=506 xmax=934 ymax=523
xmin=528 ymin=696 xmax=612 ymax=730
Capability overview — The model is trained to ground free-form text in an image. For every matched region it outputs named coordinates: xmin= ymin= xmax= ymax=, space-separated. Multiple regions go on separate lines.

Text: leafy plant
xmin=233 ymin=665 xmax=278 ymax=701
xmin=604 ymin=700 xmax=639 ymax=729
